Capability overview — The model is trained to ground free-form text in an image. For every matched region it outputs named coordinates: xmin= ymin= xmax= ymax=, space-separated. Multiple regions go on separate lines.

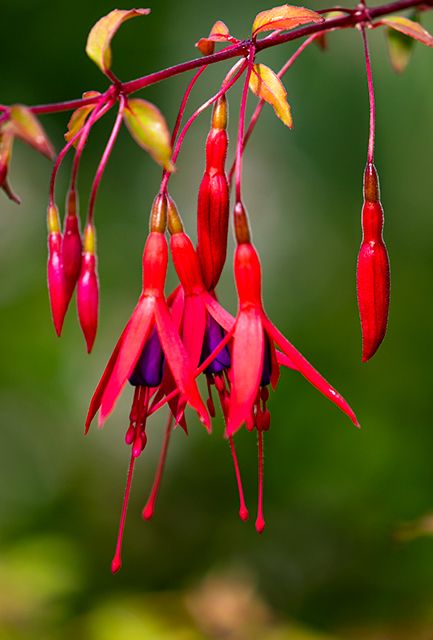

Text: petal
xmin=276 ymin=350 xmax=298 ymax=371
xmin=85 ymin=326 xmax=126 ymax=432
xmin=99 ymin=295 xmax=155 ymax=424
xmin=182 ymin=295 xmax=207 ymax=369
xmin=263 ymin=316 xmax=360 ymax=427
xmin=227 ymin=308 xmax=264 ymax=436
xmin=154 ymin=299 xmax=210 ymax=430
xmin=203 ymin=292 xmax=235 ymax=332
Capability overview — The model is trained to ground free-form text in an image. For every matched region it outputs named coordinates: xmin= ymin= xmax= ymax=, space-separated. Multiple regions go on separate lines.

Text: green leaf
xmin=380 ymin=16 xmax=433 ymax=47
xmin=123 ymin=99 xmax=173 ymax=170
xmin=249 ymin=64 xmax=293 ymax=128
xmin=10 ymin=105 xmax=54 ymax=160
xmin=386 ymin=23 xmax=415 ymax=73
xmin=86 ymin=8 xmax=150 ymax=74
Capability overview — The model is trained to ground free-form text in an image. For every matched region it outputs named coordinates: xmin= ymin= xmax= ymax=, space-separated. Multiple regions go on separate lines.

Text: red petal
xmin=263 ymin=316 xmax=360 ymax=427
xmin=226 ymin=308 xmax=264 ymax=436
xmin=154 ymin=299 xmax=210 ymax=430
xmin=276 ymin=350 xmax=298 ymax=371
xmin=269 ymin=337 xmax=281 ymax=390
xmin=85 ymin=325 xmax=128 ymax=432
xmin=182 ymin=295 xmax=207 ymax=369
xmin=203 ymin=292 xmax=235 ymax=332
xmin=99 ymin=295 xmax=155 ymax=425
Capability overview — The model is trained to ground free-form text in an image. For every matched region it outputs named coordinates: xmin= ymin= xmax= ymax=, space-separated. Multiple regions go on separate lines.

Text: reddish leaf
xmin=252 ymin=4 xmax=322 ymax=37
xmin=0 ymin=125 xmax=14 ymax=186
xmin=196 ymin=21 xmax=232 ymax=55
xmin=86 ymin=8 xmax=150 ymax=74
xmin=65 ymin=91 xmax=101 ymax=145
xmin=123 ymin=98 xmax=173 ymax=170
xmin=249 ymin=63 xmax=293 ymax=128
xmin=380 ymin=16 xmax=433 ymax=47
xmin=10 ymin=105 xmax=54 ymax=160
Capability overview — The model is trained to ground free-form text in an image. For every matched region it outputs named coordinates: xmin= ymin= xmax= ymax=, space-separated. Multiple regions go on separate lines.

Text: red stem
xmin=87 ymin=95 xmax=125 ymax=225
xmin=229 ymin=33 xmax=318 ymax=184
xmin=160 ymin=60 xmax=247 ymax=193
xmin=170 ymin=66 xmax=208 ymax=147
xmin=24 ymin=0 xmax=431 ymax=118
xmin=235 ymin=47 xmax=255 ymax=203
xmin=360 ymin=25 xmax=376 ymax=164
xmin=142 ymin=413 xmax=173 ymax=520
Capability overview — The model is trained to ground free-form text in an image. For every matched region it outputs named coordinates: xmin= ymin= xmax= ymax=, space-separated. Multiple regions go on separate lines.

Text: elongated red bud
xmin=47 ymin=204 xmax=66 ymax=336
xmin=77 ymin=224 xmax=99 ymax=353
xmin=197 ymin=95 xmax=229 ymax=291
xmin=356 ymin=163 xmax=390 ymax=362
xmin=62 ymin=189 xmax=82 ymax=305
xmin=234 ymin=240 xmax=262 ymax=307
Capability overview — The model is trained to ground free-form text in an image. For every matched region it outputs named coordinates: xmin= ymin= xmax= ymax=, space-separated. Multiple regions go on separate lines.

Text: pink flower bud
xmin=77 ymin=225 xmax=99 ymax=353
xmin=62 ymin=190 xmax=82 ymax=305
xmin=46 ymin=204 xmax=66 ymax=336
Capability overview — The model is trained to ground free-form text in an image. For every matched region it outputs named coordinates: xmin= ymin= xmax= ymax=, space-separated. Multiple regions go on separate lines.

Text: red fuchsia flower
xmin=356 ymin=163 xmax=390 ymax=362
xmin=77 ymin=223 xmax=99 ymax=353
xmin=46 ymin=203 xmax=67 ymax=336
xmin=197 ymin=95 xmax=230 ymax=291
xmin=223 ymin=202 xmax=360 ymax=532
xmin=85 ymin=194 xmax=212 ymax=572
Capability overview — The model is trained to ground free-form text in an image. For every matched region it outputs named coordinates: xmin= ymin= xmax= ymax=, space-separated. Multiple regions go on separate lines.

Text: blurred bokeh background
xmin=1 ymin=1 xmax=433 ymax=638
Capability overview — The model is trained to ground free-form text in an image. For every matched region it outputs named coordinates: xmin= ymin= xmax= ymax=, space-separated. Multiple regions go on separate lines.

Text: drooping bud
xmin=47 ymin=204 xmax=66 ymax=336
xmin=167 ymin=196 xmax=184 ymax=235
xmin=234 ymin=239 xmax=262 ymax=308
xmin=77 ymin=223 xmax=99 ymax=353
xmin=62 ymin=189 xmax=83 ymax=305
xmin=197 ymin=95 xmax=230 ymax=291
xmin=356 ymin=163 xmax=390 ymax=362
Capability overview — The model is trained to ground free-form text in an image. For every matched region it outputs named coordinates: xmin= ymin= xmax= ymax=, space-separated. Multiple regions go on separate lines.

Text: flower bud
xmin=77 ymin=224 xmax=99 ymax=353
xmin=62 ymin=189 xmax=82 ymax=304
xmin=356 ymin=163 xmax=390 ymax=362
xmin=234 ymin=241 xmax=262 ymax=308
xmin=47 ymin=204 xmax=66 ymax=336
xmin=197 ymin=96 xmax=229 ymax=291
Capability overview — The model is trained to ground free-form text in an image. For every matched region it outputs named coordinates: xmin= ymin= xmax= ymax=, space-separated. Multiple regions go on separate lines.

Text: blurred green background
xmin=1 ymin=1 xmax=433 ymax=638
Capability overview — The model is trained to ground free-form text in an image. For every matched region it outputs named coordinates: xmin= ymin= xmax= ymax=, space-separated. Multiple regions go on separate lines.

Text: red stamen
xmin=255 ymin=429 xmax=265 ymax=534
xmin=111 ymin=452 xmax=136 ymax=574
xmin=142 ymin=414 xmax=173 ymax=520
xmin=229 ymin=436 xmax=249 ymax=521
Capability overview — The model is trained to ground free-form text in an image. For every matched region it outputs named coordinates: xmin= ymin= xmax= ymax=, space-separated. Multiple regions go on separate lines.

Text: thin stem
xmin=87 ymin=95 xmax=126 ymax=225
xmin=360 ymin=25 xmax=376 ymax=164
xmin=229 ymin=33 xmax=318 ymax=184
xmin=142 ymin=414 xmax=174 ymax=520
xmin=70 ymin=96 xmax=114 ymax=193
xmin=235 ymin=47 xmax=255 ymax=203
xmin=160 ymin=60 xmax=247 ymax=193
xmin=171 ymin=67 xmax=208 ymax=146
xmin=31 ymin=95 xmax=103 ymax=116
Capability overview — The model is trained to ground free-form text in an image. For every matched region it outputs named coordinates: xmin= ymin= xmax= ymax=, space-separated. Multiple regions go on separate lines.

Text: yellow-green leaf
xmin=86 ymin=8 xmax=150 ymax=74
xmin=252 ymin=4 xmax=322 ymax=37
xmin=10 ymin=105 xmax=54 ymax=160
xmin=380 ymin=16 xmax=433 ymax=47
xmin=0 ymin=125 xmax=14 ymax=186
xmin=65 ymin=91 xmax=101 ymax=145
xmin=249 ymin=64 xmax=293 ymax=128
xmin=386 ymin=24 xmax=415 ymax=73
xmin=196 ymin=21 xmax=232 ymax=55
xmin=123 ymin=98 xmax=173 ymax=170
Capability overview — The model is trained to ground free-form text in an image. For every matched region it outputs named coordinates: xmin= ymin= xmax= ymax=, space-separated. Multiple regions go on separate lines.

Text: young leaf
xmin=380 ymin=16 xmax=433 ymax=47
xmin=252 ymin=4 xmax=322 ymax=37
xmin=10 ymin=105 xmax=54 ymax=160
xmin=386 ymin=24 xmax=415 ymax=73
xmin=123 ymin=99 xmax=173 ymax=170
xmin=196 ymin=21 xmax=232 ymax=55
xmin=249 ymin=64 xmax=293 ymax=128
xmin=65 ymin=91 xmax=101 ymax=145
xmin=86 ymin=8 xmax=150 ymax=74
xmin=0 ymin=126 xmax=14 ymax=186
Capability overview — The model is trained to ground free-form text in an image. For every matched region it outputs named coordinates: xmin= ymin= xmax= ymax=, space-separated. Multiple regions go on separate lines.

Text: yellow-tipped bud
xmin=83 ymin=223 xmax=96 ymax=254
xmin=363 ymin=162 xmax=380 ymax=203
xmin=234 ymin=201 xmax=251 ymax=244
xmin=67 ymin=189 xmax=78 ymax=216
xmin=167 ymin=196 xmax=184 ymax=235
xmin=47 ymin=203 xmax=61 ymax=234
xmin=212 ymin=94 xmax=228 ymax=131
xmin=150 ymin=192 xmax=168 ymax=232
